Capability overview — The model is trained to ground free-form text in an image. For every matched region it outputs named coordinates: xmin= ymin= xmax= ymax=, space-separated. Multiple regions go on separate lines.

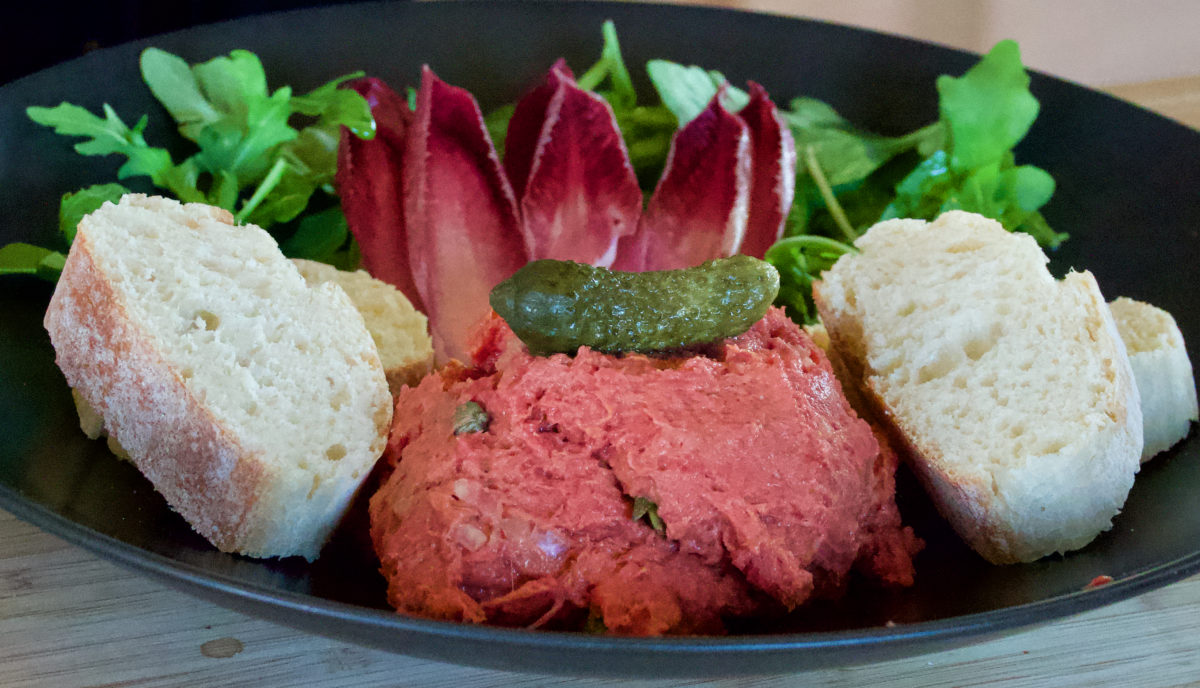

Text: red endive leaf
xmin=404 ymin=66 xmax=527 ymax=362
xmin=504 ymin=59 xmax=572 ymax=203
xmin=738 ymin=82 xmax=797 ymax=259
xmin=511 ymin=64 xmax=642 ymax=266
xmin=614 ymin=89 xmax=751 ymax=271
xmin=335 ymin=77 xmax=423 ymax=311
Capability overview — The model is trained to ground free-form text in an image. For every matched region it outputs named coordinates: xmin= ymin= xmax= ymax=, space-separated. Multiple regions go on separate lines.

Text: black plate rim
xmin=2 ymin=0 xmax=1199 ymax=675
xmin=5 ymin=477 xmax=1198 ymax=656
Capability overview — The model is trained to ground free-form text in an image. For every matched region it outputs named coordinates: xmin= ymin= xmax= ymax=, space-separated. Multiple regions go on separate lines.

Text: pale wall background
xmin=655 ymin=0 xmax=1200 ymax=87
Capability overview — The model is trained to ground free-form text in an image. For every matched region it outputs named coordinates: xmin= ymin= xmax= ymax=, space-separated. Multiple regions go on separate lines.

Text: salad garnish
xmin=4 ymin=48 xmax=374 ymax=278
xmin=4 ymin=23 xmax=1060 ymax=340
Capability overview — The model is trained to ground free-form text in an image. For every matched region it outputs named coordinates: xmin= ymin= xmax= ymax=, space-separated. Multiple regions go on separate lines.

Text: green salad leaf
xmin=575 ymin=21 xmax=678 ymax=188
xmin=280 ymin=205 xmax=360 ymax=270
xmin=764 ymin=39 xmax=1064 ymax=324
xmin=784 ymin=98 xmax=942 ymax=190
xmin=26 ymin=104 xmax=181 ymax=189
xmin=879 ymin=40 xmax=1066 ymax=247
xmin=764 ymin=235 xmax=855 ymax=325
xmin=938 ymin=40 xmax=1039 ymax=173
xmin=0 ymin=243 xmax=67 ymax=281
xmin=59 ymin=183 xmax=132 ymax=243
xmin=10 ymin=47 xmax=375 ymax=282
xmin=645 ymin=60 xmax=748 ymax=125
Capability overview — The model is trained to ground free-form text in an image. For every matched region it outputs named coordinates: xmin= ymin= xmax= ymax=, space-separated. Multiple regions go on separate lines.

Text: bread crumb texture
xmin=816 ymin=211 xmax=1142 ymax=563
xmin=292 ymin=258 xmax=433 ymax=393
xmin=44 ymin=195 xmax=392 ymax=560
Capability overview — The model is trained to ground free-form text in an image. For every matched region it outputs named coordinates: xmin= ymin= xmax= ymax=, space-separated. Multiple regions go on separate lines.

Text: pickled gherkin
xmin=489 ymin=256 xmax=780 ymax=355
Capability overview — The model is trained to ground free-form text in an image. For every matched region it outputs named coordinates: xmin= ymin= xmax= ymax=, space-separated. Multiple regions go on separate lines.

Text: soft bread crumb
xmin=1109 ymin=297 xmax=1199 ymax=460
xmin=814 ymin=210 xmax=1142 ymax=564
xmin=44 ymin=195 xmax=392 ymax=560
xmin=292 ymin=259 xmax=433 ymax=394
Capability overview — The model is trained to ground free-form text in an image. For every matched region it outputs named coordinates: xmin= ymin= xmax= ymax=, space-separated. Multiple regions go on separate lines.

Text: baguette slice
xmin=1109 ymin=297 xmax=1199 ymax=461
xmin=291 ymin=259 xmax=433 ymax=394
xmin=814 ymin=211 xmax=1142 ymax=564
xmin=44 ymin=195 xmax=392 ymax=560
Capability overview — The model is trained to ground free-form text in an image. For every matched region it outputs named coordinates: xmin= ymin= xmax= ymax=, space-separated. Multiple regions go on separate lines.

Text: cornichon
xmin=489 ymin=256 xmax=780 ymax=355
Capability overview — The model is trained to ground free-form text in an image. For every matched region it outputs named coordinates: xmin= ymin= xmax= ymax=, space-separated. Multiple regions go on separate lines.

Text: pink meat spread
xmin=369 ymin=307 xmax=920 ymax=635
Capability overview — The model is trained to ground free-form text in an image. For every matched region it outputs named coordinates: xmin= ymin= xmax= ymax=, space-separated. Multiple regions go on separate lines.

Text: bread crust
xmin=1109 ymin=297 xmax=1199 ymax=461
xmin=45 ymin=229 xmax=266 ymax=552
xmin=45 ymin=196 xmax=393 ymax=560
xmin=813 ymin=214 xmax=1142 ymax=564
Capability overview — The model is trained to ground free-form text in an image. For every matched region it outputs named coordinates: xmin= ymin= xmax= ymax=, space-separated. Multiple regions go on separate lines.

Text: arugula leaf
xmin=937 ymin=39 xmax=1039 ymax=173
xmin=764 ymin=235 xmax=855 ymax=325
xmin=26 ymin=103 xmax=183 ymax=190
xmin=0 ymin=243 xmax=67 ymax=281
xmin=645 ymin=60 xmax=748 ymax=124
xmin=191 ymin=50 xmax=270 ymax=115
xmin=140 ymin=47 xmax=222 ymax=141
xmin=280 ymin=205 xmax=350 ymax=263
xmin=574 ymin=22 xmax=678 ymax=188
xmin=577 ymin=20 xmax=637 ymax=110
xmin=16 ymin=46 xmax=377 ymax=282
xmin=290 ymin=72 xmax=374 ymax=139
xmin=784 ymin=98 xmax=942 ymax=189
xmin=194 ymin=86 xmax=296 ymax=184
xmin=59 ymin=183 xmax=131 ymax=243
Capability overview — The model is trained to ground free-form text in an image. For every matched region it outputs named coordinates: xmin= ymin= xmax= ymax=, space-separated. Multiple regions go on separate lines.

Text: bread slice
xmin=291 ymin=259 xmax=433 ymax=394
xmin=1109 ymin=297 xmax=1198 ymax=461
xmin=66 ymin=258 xmax=432 ymax=455
xmin=44 ymin=194 xmax=393 ymax=560
xmin=813 ymin=210 xmax=1142 ymax=564
xmin=814 ymin=299 xmax=1195 ymax=466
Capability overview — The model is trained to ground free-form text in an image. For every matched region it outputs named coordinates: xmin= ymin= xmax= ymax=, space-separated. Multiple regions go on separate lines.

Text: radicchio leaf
xmin=507 ymin=62 xmax=642 ymax=266
xmin=737 ymin=82 xmax=796 ymax=259
xmin=404 ymin=66 xmax=527 ymax=362
xmin=335 ymin=77 xmax=423 ymax=310
xmin=504 ymin=59 xmax=572 ymax=203
xmin=615 ymin=89 xmax=751 ymax=271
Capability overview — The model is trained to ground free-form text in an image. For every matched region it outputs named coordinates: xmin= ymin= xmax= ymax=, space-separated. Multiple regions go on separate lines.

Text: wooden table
xmin=4 ymin=70 xmax=1199 ymax=688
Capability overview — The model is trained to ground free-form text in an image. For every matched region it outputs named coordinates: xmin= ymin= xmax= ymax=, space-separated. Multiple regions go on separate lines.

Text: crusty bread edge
xmin=1109 ymin=297 xmax=1199 ymax=461
xmin=44 ymin=199 xmax=394 ymax=561
xmin=385 ymin=358 xmax=435 ymax=395
xmin=814 ymin=269 xmax=1142 ymax=565
xmin=45 ymin=227 xmax=273 ymax=555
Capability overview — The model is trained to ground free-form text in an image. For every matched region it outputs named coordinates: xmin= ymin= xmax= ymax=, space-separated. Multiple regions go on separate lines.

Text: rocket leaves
xmin=9 ymin=47 xmax=374 ymax=281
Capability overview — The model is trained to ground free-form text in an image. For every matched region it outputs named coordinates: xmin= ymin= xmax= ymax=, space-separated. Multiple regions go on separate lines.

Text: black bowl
xmin=2 ymin=0 xmax=1198 ymax=678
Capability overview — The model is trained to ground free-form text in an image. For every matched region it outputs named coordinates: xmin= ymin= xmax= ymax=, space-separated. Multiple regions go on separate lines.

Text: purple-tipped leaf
xmin=508 ymin=63 xmax=642 ymax=266
xmin=738 ymin=82 xmax=796 ymax=259
xmin=335 ymin=77 xmax=423 ymax=310
xmin=504 ymin=59 xmax=572 ymax=203
xmin=615 ymin=90 xmax=751 ymax=271
xmin=404 ymin=67 xmax=527 ymax=362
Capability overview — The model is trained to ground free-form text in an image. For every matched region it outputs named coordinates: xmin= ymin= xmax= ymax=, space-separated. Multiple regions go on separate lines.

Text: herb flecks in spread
xmin=369 ymin=308 xmax=920 ymax=634
xmin=631 ymin=497 xmax=666 ymax=534
xmin=453 ymin=401 xmax=491 ymax=435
